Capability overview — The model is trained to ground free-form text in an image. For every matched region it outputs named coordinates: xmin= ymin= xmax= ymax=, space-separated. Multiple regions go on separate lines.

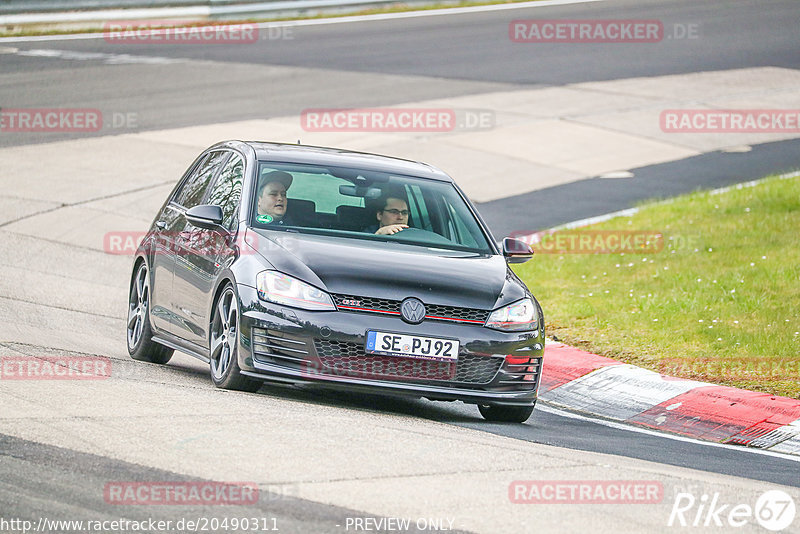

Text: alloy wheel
xmin=210 ymin=288 xmax=238 ymax=381
xmin=127 ymin=263 xmax=149 ymax=350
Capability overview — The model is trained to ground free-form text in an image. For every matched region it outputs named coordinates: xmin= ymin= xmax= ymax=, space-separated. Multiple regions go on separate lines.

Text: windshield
xmin=250 ymin=162 xmax=494 ymax=254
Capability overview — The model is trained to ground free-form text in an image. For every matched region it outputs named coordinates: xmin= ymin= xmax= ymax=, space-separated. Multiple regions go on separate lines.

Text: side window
xmin=206 ymin=153 xmax=244 ymax=230
xmin=174 ymin=151 xmax=229 ymax=209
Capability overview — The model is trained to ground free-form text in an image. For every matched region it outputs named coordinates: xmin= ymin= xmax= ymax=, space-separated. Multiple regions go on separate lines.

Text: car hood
xmin=247 ymin=228 xmax=525 ymax=310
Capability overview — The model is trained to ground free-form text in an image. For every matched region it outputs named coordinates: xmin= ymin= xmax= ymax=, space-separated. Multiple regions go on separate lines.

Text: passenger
xmin=365 ymin=196 xmax=410 ymax=235
xmin=256 ymin=170 xmax=294 ymax=226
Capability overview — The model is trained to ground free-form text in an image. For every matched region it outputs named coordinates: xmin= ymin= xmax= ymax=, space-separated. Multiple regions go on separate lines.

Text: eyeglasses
xmin=383 ymin=209 xmax=409 ymax=216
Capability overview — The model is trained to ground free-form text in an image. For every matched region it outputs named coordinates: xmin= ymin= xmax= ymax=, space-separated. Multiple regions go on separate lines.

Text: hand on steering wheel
xmin=375 ymin=224 xmax=408 ymax=235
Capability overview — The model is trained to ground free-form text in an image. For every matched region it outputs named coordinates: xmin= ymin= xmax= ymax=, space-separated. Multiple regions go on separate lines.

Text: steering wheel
xmin=386 ymin=227 xmax=454 ymax=246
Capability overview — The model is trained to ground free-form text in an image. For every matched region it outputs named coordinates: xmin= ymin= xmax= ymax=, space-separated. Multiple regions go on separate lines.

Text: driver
xmin=257 ymin=170 xmax=294 ymax=226
xmin=365 ymin=196 xmax=409 ymax=235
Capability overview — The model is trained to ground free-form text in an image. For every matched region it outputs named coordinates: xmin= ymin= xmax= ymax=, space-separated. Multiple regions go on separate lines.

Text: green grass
xmin=513 ymin=173 xmax=800 ymax=399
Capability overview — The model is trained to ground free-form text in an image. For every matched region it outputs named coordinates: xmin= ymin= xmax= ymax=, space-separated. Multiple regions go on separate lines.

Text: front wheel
xmin=127 ymin=261 xmax=173 ymax=364
xmin=209 ymin=284 xmax=261 ymax=392
xmin=478 ymin=404 xmax=535 ymax=423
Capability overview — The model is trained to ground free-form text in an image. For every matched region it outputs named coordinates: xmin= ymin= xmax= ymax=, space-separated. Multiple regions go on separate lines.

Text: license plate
xmin=365 ymin=331 xmax=459 ymax=362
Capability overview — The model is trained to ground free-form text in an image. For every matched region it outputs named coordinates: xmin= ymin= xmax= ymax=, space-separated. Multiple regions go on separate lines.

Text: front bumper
xmin=236 ymin=284 xmax=544 ymax=407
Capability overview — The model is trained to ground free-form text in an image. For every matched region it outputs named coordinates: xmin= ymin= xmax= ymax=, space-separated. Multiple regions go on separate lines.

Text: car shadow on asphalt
xmin=259 ymin=382 xmax=483 ymax=424
xmin=157 ymin=355 xmax=504 ymax=425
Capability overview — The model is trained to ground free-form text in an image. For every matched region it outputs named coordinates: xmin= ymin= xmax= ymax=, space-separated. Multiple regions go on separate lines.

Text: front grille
xmin=424 ymin=304 xmax=489 ymax=323
xmin=314 ymin=340 xmax=502 ymax=384
xmin=252 ymin=328 xmax=311 ymax=365
xmin=456 ymin=354 xmax=506 ymax=383
xmin=333 ymin=295 xmax=399 ymax=314
xmin=332 ymin=294 xmax=490 ymax=324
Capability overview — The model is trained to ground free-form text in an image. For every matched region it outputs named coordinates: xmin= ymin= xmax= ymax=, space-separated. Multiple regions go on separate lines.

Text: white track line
xmin=0 ymin=0 xmax=603 ymax=43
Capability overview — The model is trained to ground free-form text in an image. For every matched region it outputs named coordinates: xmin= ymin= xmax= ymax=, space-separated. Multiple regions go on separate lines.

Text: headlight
xmin=256 ymin=271 xmax=335 ymax=311
xmin=485 ymin=298 xmax=537 ymax=331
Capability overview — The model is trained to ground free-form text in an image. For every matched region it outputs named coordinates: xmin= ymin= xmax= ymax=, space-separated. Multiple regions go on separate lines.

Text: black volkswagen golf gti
xmin=127 ymin=141 xmax=544 ymax=422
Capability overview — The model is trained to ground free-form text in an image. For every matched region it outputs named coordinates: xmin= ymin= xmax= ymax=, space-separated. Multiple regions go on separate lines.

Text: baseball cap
xmin=260 ymin=170 xmax=293 ymax=190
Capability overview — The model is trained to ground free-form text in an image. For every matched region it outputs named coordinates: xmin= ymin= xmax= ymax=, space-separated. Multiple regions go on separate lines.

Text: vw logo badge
xmin=400 ymin=297 xmax=426 ymax=324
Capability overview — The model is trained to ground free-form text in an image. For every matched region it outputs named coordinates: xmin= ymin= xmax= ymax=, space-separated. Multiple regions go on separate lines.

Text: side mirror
xmin=502 ymin=237 xmax=533 ymax=264
xmin=185 ymin=204 xmax=224 ymax=230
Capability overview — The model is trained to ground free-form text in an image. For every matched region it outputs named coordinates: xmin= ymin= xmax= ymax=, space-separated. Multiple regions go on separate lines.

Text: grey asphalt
xmin=6 ymin=0 xmax=798 ymax=83
xmin=479 ymin=137 xmax=800 ymax=235
xmin=1 ymin=433 xmax=427 ymax=534
xmin=1 ymin=0 xmax=800 ymax=529
xmin=3 ymin=0 xmax=800 ymax=146
xmin=281 ymin=387 xmax=800 ymax=488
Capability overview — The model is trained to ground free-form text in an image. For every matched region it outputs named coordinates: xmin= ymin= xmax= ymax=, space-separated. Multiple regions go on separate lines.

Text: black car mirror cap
xmin=502 ymin=237 xmax=534 ymax=264
xmin=185 ymin=204 xmax=225 ymax=230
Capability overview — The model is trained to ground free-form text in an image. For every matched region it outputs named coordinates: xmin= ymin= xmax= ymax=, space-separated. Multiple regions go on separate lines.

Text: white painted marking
xmin=721 ymin=145 xmax=752 ymax=153
xmin=771 ymin=436 xmax=800 ymax=455
xmin=598 ymin=170 xmax=635 ymax=179
xmin=260 ymin=0 xmax=605 ymax=26
xmin=0 ymin=0 xmax=604 ymax=43
xmin=767 ymin=419 xmax=800 ymax=455
xmin=708 ymin=169 xmax=800 ymax=196
xmin=540 ymin=364 xmax=709 ymax=421
xmin=16 ymin=48 xmax=177 ymax=64
xmin=537 ymin=403 xmax=800 ymax=463
xmin=531 ymin=208 xmax=640 ymax=237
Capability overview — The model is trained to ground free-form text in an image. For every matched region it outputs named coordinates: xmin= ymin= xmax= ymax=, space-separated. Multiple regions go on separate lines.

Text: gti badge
xmin=341 ymin=299 xmax=361 ymax=307
xmin=400 ymin=297 xmax=426 ymax=324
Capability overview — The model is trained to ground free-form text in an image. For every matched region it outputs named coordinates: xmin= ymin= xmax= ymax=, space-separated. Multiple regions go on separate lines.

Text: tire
xmin=127 ymin=261 xmax=173 ymax=364
xmin=209 ymin=284 xmax=261 ymax=392
xmin=478 ymin=403 xmax=535 ymax=423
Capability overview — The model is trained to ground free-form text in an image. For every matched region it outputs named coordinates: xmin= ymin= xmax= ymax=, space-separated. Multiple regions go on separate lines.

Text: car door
xmin=157 ymin=150 xmax=230 ymax=340
xmin=150 ymin=152 xmax=214 ymax=335
xmin=172 ymin=151 xmax=244 ymax=348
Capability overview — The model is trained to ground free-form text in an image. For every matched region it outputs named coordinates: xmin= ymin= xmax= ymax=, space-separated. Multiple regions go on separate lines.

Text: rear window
xmin=282 ymin=171 xmax=364 ymax=214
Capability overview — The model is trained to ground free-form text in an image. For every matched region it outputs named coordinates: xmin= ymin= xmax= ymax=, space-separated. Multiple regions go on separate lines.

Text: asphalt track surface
xmin=2 ymin=0 xmax=800 ymax=146
xmin=0 ymin=433 xmax=397 ymax=534
xmin=1 ymin=0 xmax=800 ymax=530
xmin=2 ymin=0 xmax=799 ymax=227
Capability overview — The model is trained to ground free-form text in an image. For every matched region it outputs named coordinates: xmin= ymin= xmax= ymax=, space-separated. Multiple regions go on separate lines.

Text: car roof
xmin=224 ymin=141 xmax=454 ymax=183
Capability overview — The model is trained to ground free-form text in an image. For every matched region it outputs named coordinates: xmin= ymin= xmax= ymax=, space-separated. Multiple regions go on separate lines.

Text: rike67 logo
xmin=668 ymin=489 xmax=796 ymax=531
